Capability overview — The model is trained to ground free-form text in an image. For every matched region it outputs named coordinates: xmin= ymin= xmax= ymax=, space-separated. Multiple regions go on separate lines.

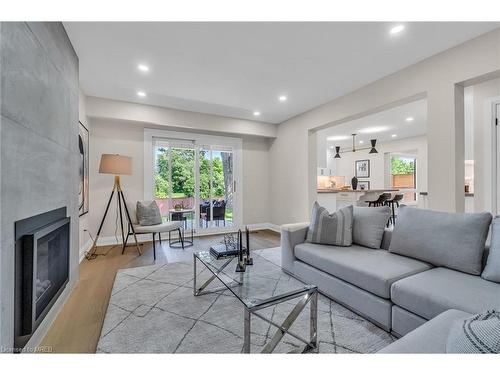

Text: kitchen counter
xmin=317 ymin=189 xmax=399 ymax=212
xmin=317 ymin=189 xmax=399 ymax=193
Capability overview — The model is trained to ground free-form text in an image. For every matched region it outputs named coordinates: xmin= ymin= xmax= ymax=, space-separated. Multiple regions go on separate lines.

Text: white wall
xmin=269 ymin=28 xmax=500 ymax=225
xmin=78 ymin=90 xmax=93 ymax=258
xmin=84 ymin=118 xmax=272 ymax=242
xmin=330 ymin=136 xmax=427 ymax=193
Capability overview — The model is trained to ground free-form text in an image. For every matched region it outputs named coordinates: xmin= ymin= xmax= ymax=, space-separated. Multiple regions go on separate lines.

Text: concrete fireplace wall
xmin=0 ymin=22 xmax=79 ymax=350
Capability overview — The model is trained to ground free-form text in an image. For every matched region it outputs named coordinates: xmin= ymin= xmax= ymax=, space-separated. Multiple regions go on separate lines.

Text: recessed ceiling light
xmin=391 ymin=134 xmax=397 ymax=138
xmin=253 ymin=111 xmax=261 ymax=116
xmin=359 ymin=126 xmax=390 ymax=134
xmin=359 ymin=140 xmax=364 ymax=144
xmin=327 ymin=135 xmax=349 ymax=141
xmin=278 ymin=95 xmax=287 ymax=102
xmin=390 ymin=25 xmax=405 ymax=35
xmin=137 ymin=91 xmax=146 ymax=97
xmin=137 ymin=64 xmax=149 ymax=72
xmin=405 ymin=117 xmax=414 ymax=122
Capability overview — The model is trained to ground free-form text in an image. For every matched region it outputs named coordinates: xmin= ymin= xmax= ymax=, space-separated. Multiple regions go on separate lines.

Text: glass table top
xmin=194 ymin=250 xmax=315 ymax=309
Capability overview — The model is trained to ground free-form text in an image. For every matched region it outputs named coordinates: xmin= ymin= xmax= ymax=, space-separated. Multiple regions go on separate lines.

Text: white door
xmin=145 ymin=129 xmax=242 ymax=233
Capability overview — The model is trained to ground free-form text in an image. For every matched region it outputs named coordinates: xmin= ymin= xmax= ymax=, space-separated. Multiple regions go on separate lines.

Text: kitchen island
xmin=317 ymin=189 xmax=399 ymax=212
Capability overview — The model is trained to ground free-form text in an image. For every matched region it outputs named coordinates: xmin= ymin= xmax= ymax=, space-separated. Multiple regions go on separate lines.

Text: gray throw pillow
xmin=136 ymin=201 xmax=162 ymax=226
xmin=306 ymin=202 xmax=353 ymax=246
xmin=389 ymin=206 xmax=492 ymax=275
xmin=482 ymin=216 xmax=500 ymax=282
xmin=353 ymin=206 xmax=391 ymax=249
xmin=446 ymin=311 xmax=500 ymax=353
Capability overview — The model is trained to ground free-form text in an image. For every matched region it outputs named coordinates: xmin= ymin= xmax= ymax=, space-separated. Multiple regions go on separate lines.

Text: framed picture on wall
xmin=358 ymin=181 xmax=370 ymax=190
xmin=355 ymin=159 xmax=370 ymax=178
xmin=78 ymin=121 xmax=89 ymax=216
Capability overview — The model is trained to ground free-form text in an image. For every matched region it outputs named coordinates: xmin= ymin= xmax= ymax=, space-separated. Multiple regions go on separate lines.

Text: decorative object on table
xmin=331 ymin=134 xmax=378 ymax=158
xmin=244 ymin=226 xmax=253 ymax=265
xmin=78 ymin=121 xmax=89 ymax=216
xmin=222 ymin=232 xmax=238 ymax=250
xmin=86 ymin=154 xmax=142 ymax=260
xmin=358 ymin=180 xmax=370 ymax=190
xmin=235 ymin=229 xmax=246 ymax=272
xmin=209 ymin=244 xmax=239 ymax=259
xmin=355 ymin=159 xmax=370 ymax=178
xmin=351 ymin=176 xmax=358 ymax=190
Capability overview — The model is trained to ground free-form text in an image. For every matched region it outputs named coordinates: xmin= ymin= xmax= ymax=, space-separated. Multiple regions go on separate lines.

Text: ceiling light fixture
xmin=390 ymin=24 xmax=405 ymax=35
xmin=359 ymin=140 xmax=364 ymax=144
xmin=332 ymin=134 xmax=378 ymax=159
xmin=327 ymin=135 xmax=349 ymax=141
xmin=278 ymin=95 xmax=287 ymax=102
xmin=391 ymin=134 xmax=397 ymax=138
xmin=405 ymin=117 xmax=414 ymax=122
xmin=358 ymin=126 xmax=390 ymax=134
xmin=253 ymin=111 xmax=261 ymax=116
xmin=137 ymin=91 xmax=146 ymax=97
xmin=137 ymin=64 xmax=149 ymax=72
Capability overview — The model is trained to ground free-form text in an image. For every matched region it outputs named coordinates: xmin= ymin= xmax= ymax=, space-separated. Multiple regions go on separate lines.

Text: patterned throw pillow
xmin=136 ymin=201 xmax=162 ymax=226
xmin=446 ymin=311 xmax=500 ymax=353
xmin=306 ymin=202 xmax=353 ymax=246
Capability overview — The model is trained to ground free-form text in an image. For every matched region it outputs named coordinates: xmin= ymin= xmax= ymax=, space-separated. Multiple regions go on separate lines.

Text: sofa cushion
xmin=294 ymin=242 xmax=431 ymax=298
xmin=306 ymin=202 xmax=353 ymax=246
xmin=391 ymin=267 xmax=500 ymax=320
xmin=378 ymin=309 xmax=472 ymax=353
xmin=482 ymin=216 xmax=500 ymax=282
xmin=389 ymin=206 xmax=492 ymax=275
xmin=353 ymin=206 xmax=391 ymax=249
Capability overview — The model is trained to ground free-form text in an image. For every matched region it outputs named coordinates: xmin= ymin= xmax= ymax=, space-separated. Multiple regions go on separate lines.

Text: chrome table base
xmin=193 ymin=253 xmax=318 ymax=354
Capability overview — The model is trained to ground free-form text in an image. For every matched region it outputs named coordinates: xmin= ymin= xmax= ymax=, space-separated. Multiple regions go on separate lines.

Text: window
xmin=144 ymin=129 xmax=242 ymax=232
xmin=390 ymin=154 xmax=417 ymax=203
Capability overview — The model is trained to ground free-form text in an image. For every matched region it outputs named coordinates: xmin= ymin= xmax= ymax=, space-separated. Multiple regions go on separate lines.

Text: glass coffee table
xmin=193 ymin=250 xmax=318 ymax=353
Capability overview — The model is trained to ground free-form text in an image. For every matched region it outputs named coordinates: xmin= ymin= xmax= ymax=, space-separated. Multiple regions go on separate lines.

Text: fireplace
xmin=14 ymin=207 xmax=70 ymax=350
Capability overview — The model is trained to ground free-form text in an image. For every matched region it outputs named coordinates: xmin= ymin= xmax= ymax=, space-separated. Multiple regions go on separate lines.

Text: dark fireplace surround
xmin=14 ymin=207 xmax=70 ymax=351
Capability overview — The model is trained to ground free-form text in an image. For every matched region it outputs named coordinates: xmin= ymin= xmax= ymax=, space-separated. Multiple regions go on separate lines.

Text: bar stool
xmin=385 ymin=194 xmax=404 ymax=225
xmin=366 ymin=193 xmax=391 ymax=207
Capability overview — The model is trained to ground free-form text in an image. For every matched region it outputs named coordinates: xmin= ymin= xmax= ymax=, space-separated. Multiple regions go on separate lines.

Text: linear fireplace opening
xmin=14 ymin=207 xmax=70 ymax=351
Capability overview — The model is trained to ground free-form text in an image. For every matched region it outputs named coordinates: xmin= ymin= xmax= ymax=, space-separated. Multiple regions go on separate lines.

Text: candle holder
xmin=244 ymin=226 xmax=253 ymax=265
xmin=235 ymin=229 xmax=246 ymax=272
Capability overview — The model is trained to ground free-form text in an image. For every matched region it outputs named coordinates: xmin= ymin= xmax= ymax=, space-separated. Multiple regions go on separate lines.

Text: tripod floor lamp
xmin=85 ymin=154 xmax=142 ymax=260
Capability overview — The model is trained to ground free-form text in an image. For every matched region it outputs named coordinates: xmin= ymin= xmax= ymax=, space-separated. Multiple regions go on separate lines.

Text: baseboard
xmin=79 ymin=239 xmax=93 ymax=263
xmin=93 ymin=223 xmax=281 ymax=248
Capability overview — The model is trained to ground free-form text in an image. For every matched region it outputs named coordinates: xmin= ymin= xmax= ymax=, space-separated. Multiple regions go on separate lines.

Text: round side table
xmin=168 ymin=208 xmax=194 ymax=248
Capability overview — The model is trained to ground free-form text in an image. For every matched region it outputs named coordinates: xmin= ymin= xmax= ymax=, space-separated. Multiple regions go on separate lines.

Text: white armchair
xmin=123 ymin=202 xmax=185 ymax=260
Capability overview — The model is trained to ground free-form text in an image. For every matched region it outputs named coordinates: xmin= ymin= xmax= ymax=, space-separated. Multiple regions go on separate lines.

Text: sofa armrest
xmin=280 ymin=223 xmax=309 ymax=273
xmin=381 ymin=228 xmax=393 ymax=250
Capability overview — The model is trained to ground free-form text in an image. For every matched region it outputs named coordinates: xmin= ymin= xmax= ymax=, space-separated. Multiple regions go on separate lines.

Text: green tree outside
xmin=391 ymin=157 xmax=415 ymax=175
xmin=155 ymin=148 xmax=226 ymax=199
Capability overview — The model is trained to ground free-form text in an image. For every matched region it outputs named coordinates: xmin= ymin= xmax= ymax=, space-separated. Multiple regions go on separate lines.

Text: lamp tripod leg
xmin=117 ymin=190 xmax=126 ymax=247
xmin=86 ymin=188 xmax=115 ymax=260
xmin=119 ymin=190 xmax=142 ymax=255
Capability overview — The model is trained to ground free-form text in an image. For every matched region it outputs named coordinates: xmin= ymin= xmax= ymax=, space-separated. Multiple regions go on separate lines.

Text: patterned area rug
xmin=97 ymin=248 xmax=395 ymax=353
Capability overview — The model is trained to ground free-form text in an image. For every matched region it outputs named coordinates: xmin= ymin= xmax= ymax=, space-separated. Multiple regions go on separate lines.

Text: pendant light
xmin=332 ymin=134 xmax=378 ymax=158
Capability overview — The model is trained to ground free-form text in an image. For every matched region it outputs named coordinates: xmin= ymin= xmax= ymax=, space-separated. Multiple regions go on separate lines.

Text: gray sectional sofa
xmin=281 ymin=206 xmax=500 ymax=352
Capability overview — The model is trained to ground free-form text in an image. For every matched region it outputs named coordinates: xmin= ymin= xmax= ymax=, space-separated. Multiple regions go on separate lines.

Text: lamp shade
xmin=99 ymin=154 xmax=132 ymax=175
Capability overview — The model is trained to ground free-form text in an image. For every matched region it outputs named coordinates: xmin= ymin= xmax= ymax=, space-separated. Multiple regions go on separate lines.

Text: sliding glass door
xmin=148 ymin=131 xmax=241 ymax=232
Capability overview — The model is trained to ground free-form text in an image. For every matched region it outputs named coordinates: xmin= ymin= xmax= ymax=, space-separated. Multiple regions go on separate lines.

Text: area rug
xmin=97 ymin=248 xmax=395 ymax=353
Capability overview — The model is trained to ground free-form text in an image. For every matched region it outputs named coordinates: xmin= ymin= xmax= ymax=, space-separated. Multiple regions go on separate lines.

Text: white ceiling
xmin=317 ymin=99 xmax=427 ymax=147
xmin=64 ymin=22 xmax=499 ymax=124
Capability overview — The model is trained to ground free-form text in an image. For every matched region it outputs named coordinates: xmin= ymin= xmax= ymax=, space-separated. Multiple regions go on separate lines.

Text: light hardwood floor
xmin=40 ymin=230 xmax=281 ymax=353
